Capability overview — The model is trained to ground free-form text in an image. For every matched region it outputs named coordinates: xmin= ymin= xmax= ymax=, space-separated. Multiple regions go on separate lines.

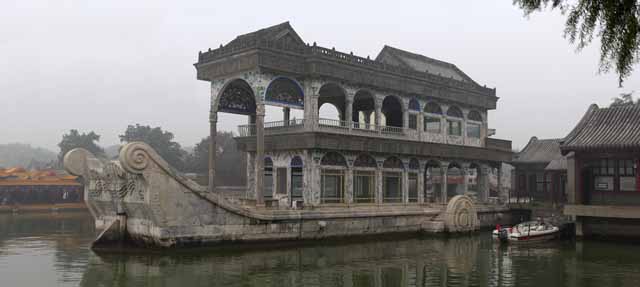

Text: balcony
xmin=236 ymin=118 xmax=511 ymax=153
xmin=238 ymin=118 xmax=415 ymax=139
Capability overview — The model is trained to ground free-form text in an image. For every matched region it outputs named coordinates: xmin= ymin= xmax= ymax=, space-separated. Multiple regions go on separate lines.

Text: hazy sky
xmin=2 ymin=0 xmax=638 ymax=151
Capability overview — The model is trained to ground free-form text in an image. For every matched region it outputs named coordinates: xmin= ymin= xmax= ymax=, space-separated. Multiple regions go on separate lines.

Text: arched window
xmin=468 ymin=163 xmax=480 ymax=193
xmin=320 ymin=152 xmax=346 ymax=203
xmin=382 ymin=156 xmax=404 ymax=203
xmin=424 ymin=102 xmax=442 ymax=133
xmin=424 ymin=102 xmax=443 ymax=115
xmin=265 ymin=77 xmax=304 ymax=107
xmin=446 ymin=106 xmax=463 ymax=136
xmin=466 ymin=110 xmax=482 ymax=139
xmin=382 ymin=96 xmax=403 ymax=128
xmin=353 ymin=154 xmax=377 ymax=203
xmin=290 ymin=156 xmax=303 ymax=200
xmin=218 ymin=79 xmax=256 ymax=115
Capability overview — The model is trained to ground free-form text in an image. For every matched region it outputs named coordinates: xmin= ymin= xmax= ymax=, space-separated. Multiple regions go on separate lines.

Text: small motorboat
xmin=492 ymin=221 xmax=559 ymax=243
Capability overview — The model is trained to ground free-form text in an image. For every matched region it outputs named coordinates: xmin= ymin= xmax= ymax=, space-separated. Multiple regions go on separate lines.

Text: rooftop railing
xmin=198 ymin=40 xmax=494 ymax=95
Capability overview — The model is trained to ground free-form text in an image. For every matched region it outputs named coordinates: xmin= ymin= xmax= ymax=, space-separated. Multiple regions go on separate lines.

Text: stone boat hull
xmin=64 ymin=142 xmax=515 ymax=249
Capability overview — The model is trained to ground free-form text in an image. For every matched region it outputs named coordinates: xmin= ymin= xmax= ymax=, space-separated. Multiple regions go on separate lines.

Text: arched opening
xmin=382 ymin=156 xmax=404 ymax=203
xmin=353 ymin=154 xmax=377 ymax=203
xmin=353 ymin=90 xmax=376 ymax=129
xmin=424 ymin=102 xmax=443 ymax=134
xmin=382 ymin=96 xmax=403 ymax=127
xmin=425 ymin=160 xmax=442 ymax=203
xmin=446 ymin=106 xmax=463 ymax=136
xmin=217 ymin=79 xmax=257 ymax=137
xmin=468 ymin=163 xmax=481 ymax=199
xmin=320 ymin=152 xmax=347 ymax=203
xmin=467 ymin=110 xmax=482 ymax=139
xmin=264 ymin=157 xmax=274 ymax=200
xmin=318 ymin=83 xmax=346 ymax=125
xmin=408 ymin=158 xmax=420 ymax=202
xmin=290 ymin=156 xmax=304 ymax=202
xmin=264 ymin=77 xmax=305 ymax=127
xmin=447 ymin=162 xmax=463 ymax=201
xmin=265 ymin=77 xmax=304 ymax=107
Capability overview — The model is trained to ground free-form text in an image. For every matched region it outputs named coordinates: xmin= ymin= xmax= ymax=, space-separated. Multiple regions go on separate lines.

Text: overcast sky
xmin=2 ymin=0 xmax=637 ymax=151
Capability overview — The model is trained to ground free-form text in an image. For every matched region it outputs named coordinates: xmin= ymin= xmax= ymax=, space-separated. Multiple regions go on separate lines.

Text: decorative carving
xmin=444 ymin=195 xmax=479 ymax=232
xmin=218 ymin=80 xmax=256 ymax=115
xmin=353 ymin=154 xmax=377 ymax=168
xmin=320 ymin=152 xmax=347 ymax=167
xmin=290 ymin=156 xmax=303 ymax=167
xmin=265 ymin=77 xmax=304 ymax=107
xmin=88 ymin=162 xmax=146 ymax=203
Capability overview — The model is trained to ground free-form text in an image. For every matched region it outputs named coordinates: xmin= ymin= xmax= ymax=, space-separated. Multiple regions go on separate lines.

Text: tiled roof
xmin=514 ymin=137 xmax=562 ymax=164
xmin=545 ymin=154 xmax=569 ymax=171
xmin=225 ymin=21 xmax=305 ymax=49
xmin=561 ymin=104 xmax=640 ymax=152
xmin=375 ymin=45 xmax=475 ymax=83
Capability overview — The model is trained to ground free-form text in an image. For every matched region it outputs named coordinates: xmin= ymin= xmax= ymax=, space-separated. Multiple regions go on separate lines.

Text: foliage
xmin=185 ymin=132 xmax=245 ymax=186
xmin=513 ymin=0 xmax=640 ymax=86
xmin=0 ymin=143 xmax=57 ymax=169
xmin=610 ymin=91 xmax=638 ymax=106
xmin=58 ymin=130 xmax=104 ymax=162
xmin=119 ymin=124 xmax=186 ymax=171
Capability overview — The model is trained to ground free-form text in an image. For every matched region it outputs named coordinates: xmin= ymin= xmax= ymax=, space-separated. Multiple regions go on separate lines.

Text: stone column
xmin=376 ymin=162 xmax=383 ymax=204
xmin=480 ymin=164 xmax=491 ymax=203
xmin=255 ymin=105 xmax=265 ymax=205
xmin=417 ymin=112 xmax=424 ymax=141
xmin=402 ymin=169 xmax=409 ymax=203
xmin=441 ymin=163 xmax=449 ymax=204
xmin=283 ymin=107 xmax=290 ymax=125
xmin=346 ymin=98 xmax=353 ymax=131
xmin=345 ymin=166 xmax=354 ymax=204
xmin=208 ymin=111 xmax=217 ymax=193
xmin=418 ymin=166 xmax=425 ymax=203
xmin=402 ymin=107 xmax=409 ymax=130
xmin=375 ymin=100 xmax=382 ymax=134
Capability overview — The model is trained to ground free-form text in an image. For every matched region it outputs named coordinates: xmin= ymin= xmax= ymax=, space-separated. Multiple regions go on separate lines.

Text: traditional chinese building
xmin=513 ymin=137 xmax=566 ymax=205
xmin=0 ymin=167 xmax=83 ymax=206
xmin=195 ymin=22 xmax=513 ymax=208
xmin=562 ymin=104 xmax=640 ymax=238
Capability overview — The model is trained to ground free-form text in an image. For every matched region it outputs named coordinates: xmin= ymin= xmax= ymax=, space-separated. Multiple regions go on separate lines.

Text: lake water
xmin=1 ymin=211 xmax=640 ymax=287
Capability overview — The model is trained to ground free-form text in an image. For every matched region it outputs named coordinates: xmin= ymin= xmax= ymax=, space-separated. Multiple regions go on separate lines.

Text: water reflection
xmin=2 ymin=211 xmax=640 ymax=287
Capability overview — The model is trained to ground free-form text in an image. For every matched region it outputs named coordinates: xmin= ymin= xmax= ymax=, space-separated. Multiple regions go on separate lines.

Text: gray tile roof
xmin=375 ymin=45 xmax=476 ymax=83
xmin=561 ymin=104 xmax=640 ymax=152
xmin=514 ymin=137 xmax=562 ymax=164
xmin=225 ymin=21 xmax=305 ymax=49
xmin=545 ymin=154 xmax=569 ymax=171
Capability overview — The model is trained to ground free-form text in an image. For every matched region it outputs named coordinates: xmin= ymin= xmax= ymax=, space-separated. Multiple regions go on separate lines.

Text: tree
xmin=119 ymin=124 xmax=186 ymax=171
xmin=611 ymin=91 xmax=638 ymax=106
xmin=58 ymin=130 xmax=104 ymax=162
xmin=185 ymin=132 xmax=245 ymax=186
xmin=513 ymin=0 xmax=640 ymax=86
